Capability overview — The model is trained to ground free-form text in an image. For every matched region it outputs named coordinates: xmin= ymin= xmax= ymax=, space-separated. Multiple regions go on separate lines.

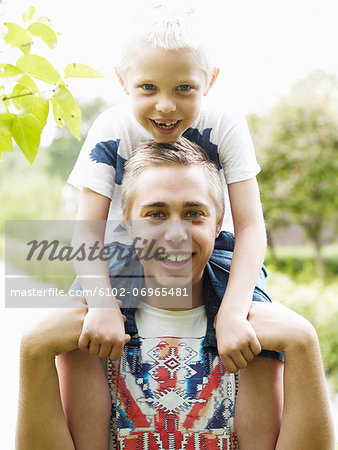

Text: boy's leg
xmin=235 ymin=357 xmax=284 ymax=449
xmin=57 ymin=349 xmax=111 ymax=450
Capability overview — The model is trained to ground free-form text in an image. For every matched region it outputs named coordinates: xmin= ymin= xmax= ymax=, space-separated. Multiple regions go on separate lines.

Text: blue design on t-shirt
xmin=113 ymin=223 xmax=127 ymax=232
xmin=183 ymin=128 xmax=222 ymax=170
xmin=90 ymin=139 xmax=126 ymax=185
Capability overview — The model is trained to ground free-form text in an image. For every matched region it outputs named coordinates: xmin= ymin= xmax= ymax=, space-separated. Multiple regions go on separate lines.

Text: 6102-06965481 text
xmin=67 ymin=287 xmax=189 ymax=298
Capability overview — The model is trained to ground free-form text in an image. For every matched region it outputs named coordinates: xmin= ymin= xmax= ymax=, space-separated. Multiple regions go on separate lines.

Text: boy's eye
xmin=141 ymin=84 xmax=156 ymax=91
xmin=177 ymin=85 xmax=191 ymax=92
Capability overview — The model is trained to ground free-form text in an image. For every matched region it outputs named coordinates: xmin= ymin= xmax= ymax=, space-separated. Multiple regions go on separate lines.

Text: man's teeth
xmin=153 ymin=120 xmax=178 ymax=129
xmin=160 ymin=253 xmax=191 ymax=262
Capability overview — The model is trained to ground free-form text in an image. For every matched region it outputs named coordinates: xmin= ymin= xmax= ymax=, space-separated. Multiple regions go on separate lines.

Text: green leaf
xmin=64 ymin=63 xmax=104 ymax=78
xmin=0 ymin=64 xmax=24 ymax=78
xmin=51 ymin=98 xmax=64 ymax=128
xmin=16 ymin=54 xmax=62 ymax=84
xmin=32 ymin=94 xmax=49 ymax=128
xmin=17 ymin=75 xmax=38 ymax=91
xmin=23 ymin=6 xmax=36 ymax=24
xmin=27 ymin=22 xmax=58 ymax=49
xmin=51 ymin=85 xmax=81 ymax=140
xmin=4 ymin=23 xmax=32 ymax=54
xmin=9 ymin=84 xmax=32 ymax=110
xmin=20 ymin=90 xmax=35 ymax=112
xmin=12 ymin=113 xmax=42 ymax=164
xmin=0 ymin=113 xmax=14 ymax=135
xmin=9 ymin=82 xmax=48 ymax=125
xmin=0 ymin=134 xmax=14 ymax=156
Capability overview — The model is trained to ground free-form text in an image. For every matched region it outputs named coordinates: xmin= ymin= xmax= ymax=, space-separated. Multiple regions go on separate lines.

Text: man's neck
xmin=143 ymin=280 xmax=204 ymax=311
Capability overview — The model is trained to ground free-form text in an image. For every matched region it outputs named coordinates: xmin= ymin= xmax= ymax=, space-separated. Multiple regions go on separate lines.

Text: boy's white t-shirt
xmin=107 ymin=302 xmax=239 ymax=449
xmin=67 ymin=100 xmax=260 ymax=232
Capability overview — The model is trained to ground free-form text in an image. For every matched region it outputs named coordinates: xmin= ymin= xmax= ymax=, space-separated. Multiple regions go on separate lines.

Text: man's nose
xmin=164 ymin=220 xmax=189 ymax=246
xmin=155 ymin=95 xmax=176 ymax=114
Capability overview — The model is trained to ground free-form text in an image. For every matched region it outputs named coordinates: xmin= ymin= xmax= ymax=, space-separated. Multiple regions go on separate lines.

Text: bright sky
xmin=2 ymin=0 xmax=338 ymax=115
xmin=1 ymin=1 xmax=338 ymax=448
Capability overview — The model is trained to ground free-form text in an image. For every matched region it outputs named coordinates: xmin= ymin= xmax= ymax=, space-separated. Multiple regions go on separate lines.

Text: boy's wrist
xmin=86 ymin=295 xmax=121 ymax=309
xmin=219 ymin=294 xmax=251 ymax=317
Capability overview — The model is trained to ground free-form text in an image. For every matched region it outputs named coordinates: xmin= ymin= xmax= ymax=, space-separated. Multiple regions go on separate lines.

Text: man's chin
xmin=146 ymin=276 xmax=191 ymax=289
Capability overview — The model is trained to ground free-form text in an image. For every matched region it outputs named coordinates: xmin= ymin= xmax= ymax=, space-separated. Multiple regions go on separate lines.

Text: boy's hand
xmin=78 ymin=304 xmax=131 ymax=360
xmin=214 ymin=309 xmax=261 ymax=373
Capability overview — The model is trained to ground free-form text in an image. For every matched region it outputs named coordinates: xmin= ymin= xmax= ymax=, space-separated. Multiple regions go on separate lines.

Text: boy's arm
xmin=16 ymin=307 xmax=86 ymax=450
xmin=248 ymin=302 xmax=336 ymax=449
xmin=74 ymin=188 xmax=129 ymax=360
xmin=216 ymin=177 xmax=266 ymax=372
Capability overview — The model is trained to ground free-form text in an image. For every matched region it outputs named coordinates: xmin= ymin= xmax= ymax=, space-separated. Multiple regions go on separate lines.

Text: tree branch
xmin=1 ymin=88 xmax=55 ymax=102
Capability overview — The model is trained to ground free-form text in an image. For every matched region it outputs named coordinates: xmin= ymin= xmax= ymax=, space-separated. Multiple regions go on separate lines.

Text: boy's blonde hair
xmin=121 ymin=137 xmax=225 ymax=222
xmin=118 ymin=1 xmax=213 ymax=85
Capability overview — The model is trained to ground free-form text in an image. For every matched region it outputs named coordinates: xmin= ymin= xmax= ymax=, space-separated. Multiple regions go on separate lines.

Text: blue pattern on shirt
xmin=90 ymin=139 xmax=126 ymax=185
xmin=183 ymin=128 xmax=222 ymax=170
xmin=88 ymin=127 xmax=222 ymax=186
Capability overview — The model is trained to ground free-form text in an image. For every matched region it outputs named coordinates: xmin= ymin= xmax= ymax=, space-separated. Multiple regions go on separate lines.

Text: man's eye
xmin=148 ymin=211 xmax=165 ymax=218
xmin=186 ymin=211 xmax=202 ymax=218
xmin=142 ymin=84 xmax=156 ymax=91
xmin=177 ymin=85 xmax=191 ymax=92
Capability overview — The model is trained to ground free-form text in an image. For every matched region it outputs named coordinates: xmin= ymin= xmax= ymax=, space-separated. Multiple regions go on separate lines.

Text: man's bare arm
xmin=248 ymin=302 xmax=335 ymax=449
xmin=235 ymin=357 xmax=283 ymax=449
xmin=15 ymin=307 xmax=86 ymax=450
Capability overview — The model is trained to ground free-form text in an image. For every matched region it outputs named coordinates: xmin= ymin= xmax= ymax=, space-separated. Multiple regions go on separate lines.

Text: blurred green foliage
xmin=268 ymin=269 xmax=338 ymax=390
xmin=45 ymin=98 xmax=108 ymax=181
xmin=0 ymin=98 xmax=109 ymax=235
xmin=265 ymin=246 xmax=338 ymax=281
xmin=249 ymin=71 xmax=338 ymax=276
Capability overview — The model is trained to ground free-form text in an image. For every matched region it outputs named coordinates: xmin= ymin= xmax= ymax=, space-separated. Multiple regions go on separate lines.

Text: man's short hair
xmin=121 ymin=137 xmax=225 ymax=222
xmin=118 ymin=2 xmax=213 ymax=85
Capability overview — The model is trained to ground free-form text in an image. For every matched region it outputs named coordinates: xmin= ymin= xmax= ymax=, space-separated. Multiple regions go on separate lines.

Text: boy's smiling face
xmin=120 ymin=44 xmax=215 ymax=143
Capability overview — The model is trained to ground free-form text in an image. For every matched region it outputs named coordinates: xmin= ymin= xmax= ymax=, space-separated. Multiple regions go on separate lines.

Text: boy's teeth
xmin=153 ymin=120 xmax=178 ymax=129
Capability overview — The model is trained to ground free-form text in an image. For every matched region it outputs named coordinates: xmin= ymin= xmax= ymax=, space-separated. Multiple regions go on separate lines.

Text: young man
xmin=16 ymin=140 xmax=335 ymax=449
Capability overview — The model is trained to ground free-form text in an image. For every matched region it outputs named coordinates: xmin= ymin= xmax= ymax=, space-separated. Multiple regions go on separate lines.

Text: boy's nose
xmin=155 ymin=95 xmax=176 ymax=114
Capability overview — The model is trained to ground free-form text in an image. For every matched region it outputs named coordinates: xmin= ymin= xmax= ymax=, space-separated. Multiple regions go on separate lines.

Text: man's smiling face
xmin=125 ymin=165 xmax=221 ymax=297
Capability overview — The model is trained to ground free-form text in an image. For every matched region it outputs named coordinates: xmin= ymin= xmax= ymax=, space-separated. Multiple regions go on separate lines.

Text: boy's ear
xmin=115 ymin=67 xmax=129 ymax=95
xmin=204 ymin=67 xmax=220 ymax=96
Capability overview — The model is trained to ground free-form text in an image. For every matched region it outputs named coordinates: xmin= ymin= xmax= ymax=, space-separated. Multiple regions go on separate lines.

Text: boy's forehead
xmin=126 ymin=44 xmax=207 ymax=81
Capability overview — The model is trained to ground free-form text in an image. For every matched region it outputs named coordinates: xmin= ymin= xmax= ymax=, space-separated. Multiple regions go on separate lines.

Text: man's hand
xmin=248 ymin=301 xmax=316 ymax=353
xmin=78 ymin=305 xmax=131 ymax=360
xmin=214 ymin=309 xmax=261 ymax=373
xmin=22 ymin=302 xmax=88 ymax=358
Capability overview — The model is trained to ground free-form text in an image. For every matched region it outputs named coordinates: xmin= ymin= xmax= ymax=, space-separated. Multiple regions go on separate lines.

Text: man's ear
xmin=123 ymin=210 xmax=131 ymax=230
xmin=115 ymin=67 xmax=129 ymax=95
xmin=215 ymin=213 xmax=224 ymax=238
xmin=204 ymin=67 xmax=220 ymax=96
